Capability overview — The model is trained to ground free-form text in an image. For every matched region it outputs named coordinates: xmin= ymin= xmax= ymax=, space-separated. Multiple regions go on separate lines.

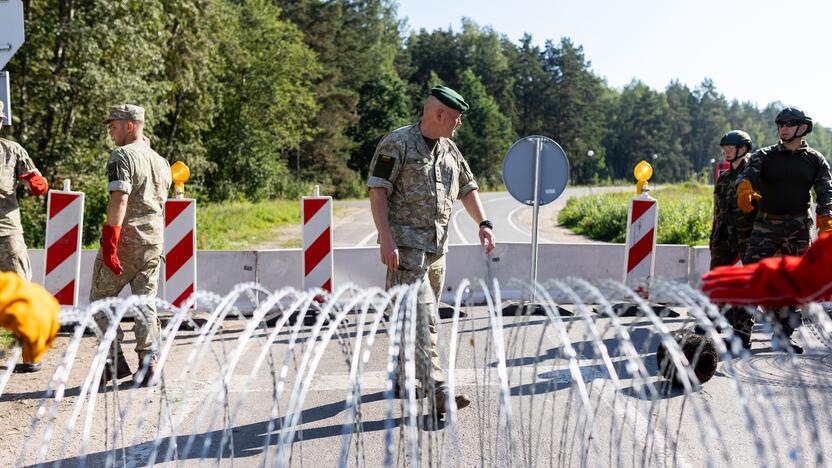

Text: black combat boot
xmin=14 ymin=361 xmax=42 ymax=373
xmin=101 ymin=354 xmax=132 ymax=385
xmin=433 ymin=389 xmax=471 ymax=417
xmin=133 ymin=353 xmax=158 ymax=387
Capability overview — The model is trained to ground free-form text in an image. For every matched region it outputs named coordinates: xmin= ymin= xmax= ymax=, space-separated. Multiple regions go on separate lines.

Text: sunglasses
xmin=776 ymin=120 xmax=801 ymax=128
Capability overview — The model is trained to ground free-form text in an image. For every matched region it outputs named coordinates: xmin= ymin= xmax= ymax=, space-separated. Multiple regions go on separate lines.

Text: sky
xmin=396 ymin=0 xmax=832 ymax=126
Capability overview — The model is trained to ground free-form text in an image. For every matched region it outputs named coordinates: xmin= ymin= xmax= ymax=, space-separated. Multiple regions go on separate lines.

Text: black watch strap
xmin=479 ymin=219 xmax=493 ymax=230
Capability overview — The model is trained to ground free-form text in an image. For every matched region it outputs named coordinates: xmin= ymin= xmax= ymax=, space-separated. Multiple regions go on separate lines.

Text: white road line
xmin=358 ymin=230 xmax=378 ymax=247
xmin=508 ymin=205 xmax=530 ymax=237
xmin=451 ymin=207 xmax=469 ymax=244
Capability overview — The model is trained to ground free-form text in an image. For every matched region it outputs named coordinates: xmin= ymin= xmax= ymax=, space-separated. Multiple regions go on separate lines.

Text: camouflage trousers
xmin=0 ymin=233 xmax=31 ymax=280
xmin=91 ymin=244 xmax=162 ymax=358
xmin=710 ymin=248 xmax=753 ymax=339
xmin=386 ymin=247 xmax=447 ymax=390
xmin=738 ymin=214 xmax=812 ymax=337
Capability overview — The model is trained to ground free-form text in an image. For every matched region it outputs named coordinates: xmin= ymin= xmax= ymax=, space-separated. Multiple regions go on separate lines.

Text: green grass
xmin=558 ymin=182 xmax=713 ymax=245
xmin=0 ymin=329 xmax=15 ymax=352
xmin=196 ymin=199 xmax=301 ymax=250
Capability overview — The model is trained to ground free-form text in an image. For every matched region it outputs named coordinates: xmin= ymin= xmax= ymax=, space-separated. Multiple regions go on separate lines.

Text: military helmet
xmin=720 ymin=130 xmax=753 ymax=150
xmin=775 ymin=107 xmax=813 ymax=135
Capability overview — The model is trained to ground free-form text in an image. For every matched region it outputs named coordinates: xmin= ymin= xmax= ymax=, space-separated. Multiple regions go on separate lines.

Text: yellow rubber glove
xmin=0 ymin=273 xmax=60 ymax=363
xmin=818 ymin=215 xmax=832 ymax=234
xmin=736 ymin=180 xmax=761 ymax=213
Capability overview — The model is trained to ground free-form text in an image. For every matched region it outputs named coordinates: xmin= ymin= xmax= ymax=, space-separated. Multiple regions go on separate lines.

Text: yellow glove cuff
xmin=819 ymin=215 xmax=832 ymax=234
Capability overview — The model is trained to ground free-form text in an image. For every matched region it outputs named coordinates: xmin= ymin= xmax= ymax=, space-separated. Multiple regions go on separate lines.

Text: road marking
xmin=358 ymin=230 xmax=378 ymax=247
xmin=451 ymin=207 xmax=469 ymax=244
xmin=507 ymin=205 xmax=530 ymax=237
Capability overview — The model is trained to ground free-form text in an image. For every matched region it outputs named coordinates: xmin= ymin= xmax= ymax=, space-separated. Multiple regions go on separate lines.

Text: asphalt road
xmin=335 ymin=186 xmax=631 ymax=248
xmin=5 ymin=304 xmax=830 ymax=467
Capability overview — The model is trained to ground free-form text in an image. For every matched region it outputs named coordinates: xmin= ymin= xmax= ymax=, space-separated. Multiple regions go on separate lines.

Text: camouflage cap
xmin=0 ymin=100 xmax=5 ymax=119
xmin=430 ymin=85 xmax=469 ymax=113
xmin=103 ymin=104 xmax=145 ymax=124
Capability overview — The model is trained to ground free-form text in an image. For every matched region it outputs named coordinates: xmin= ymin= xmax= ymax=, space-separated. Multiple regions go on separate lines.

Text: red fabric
xmin=18 ymin=172 xmax=48 ymax=196
xmin=701 ymin=233 xmax=832 ymax=307
xmin=101 ymin=224 xmax=124 ymax=276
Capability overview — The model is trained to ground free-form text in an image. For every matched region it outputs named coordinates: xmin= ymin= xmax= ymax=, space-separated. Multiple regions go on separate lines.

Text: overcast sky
xmin=397 ymin=0 xmax=832 ymax=126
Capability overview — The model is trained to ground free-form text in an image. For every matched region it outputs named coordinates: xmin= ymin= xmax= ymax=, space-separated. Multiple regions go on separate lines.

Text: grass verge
xmin=197 ymin=199 xmax=301 ymax=250
xmin=558 ymin=182 xmax=712 ymax=245
xmin=0 ymin=329 xmax=15 ymax=353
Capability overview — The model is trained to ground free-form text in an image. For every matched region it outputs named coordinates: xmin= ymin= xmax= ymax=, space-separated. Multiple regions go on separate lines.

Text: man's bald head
xmin=420 ymin=96 xmax=462 ymax=139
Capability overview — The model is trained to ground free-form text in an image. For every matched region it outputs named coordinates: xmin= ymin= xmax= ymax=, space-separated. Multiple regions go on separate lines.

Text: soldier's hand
xmin=736 ymin=180 xmax=761 ymax=213
xmin=18 ymin=172 xmax=49 ymax=196
xmin=818 ymin=214 xmax=832 ymax=234
xmin=380 ymin=239 xmax=399 ymax=271
xmin=0 ymin=272 xmax=60 ymax=364
xmin=480 ymin=227 xmax=495 ymax=254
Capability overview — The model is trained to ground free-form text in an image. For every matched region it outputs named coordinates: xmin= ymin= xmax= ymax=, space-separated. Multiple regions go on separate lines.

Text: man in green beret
xmin=368 ymin=85 xmax=496 ymax=417
xmin=92 ymin=104 xmax=171 ymax=387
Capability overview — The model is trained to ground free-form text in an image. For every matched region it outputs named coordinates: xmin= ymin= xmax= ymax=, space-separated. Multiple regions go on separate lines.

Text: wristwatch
xmin=479 ymin=219 xmax=494 ymax=230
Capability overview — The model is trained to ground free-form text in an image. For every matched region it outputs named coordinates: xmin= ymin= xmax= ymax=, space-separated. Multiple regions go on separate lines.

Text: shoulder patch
xmin=372 ymin=154 xmax=396 ymax=180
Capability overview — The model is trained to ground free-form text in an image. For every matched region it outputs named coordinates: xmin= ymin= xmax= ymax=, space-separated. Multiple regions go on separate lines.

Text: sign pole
xmin=529 ymin=137 xmax=542 ymax=302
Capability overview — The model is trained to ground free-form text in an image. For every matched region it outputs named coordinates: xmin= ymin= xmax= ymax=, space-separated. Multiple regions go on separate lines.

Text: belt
xmin=758 ymin=211 xmax=808 ymax=221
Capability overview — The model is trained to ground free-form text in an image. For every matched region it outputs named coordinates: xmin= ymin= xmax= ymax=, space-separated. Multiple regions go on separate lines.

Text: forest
xmin=4 ymin=1 xmax=831 ymax=245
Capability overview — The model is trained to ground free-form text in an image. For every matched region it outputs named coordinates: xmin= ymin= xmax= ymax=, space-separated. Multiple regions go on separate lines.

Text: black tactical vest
xmin=759 ymin=147 xmax=820 ymax=215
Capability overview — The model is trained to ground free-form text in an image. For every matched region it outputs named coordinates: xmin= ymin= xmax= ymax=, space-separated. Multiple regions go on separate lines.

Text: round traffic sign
xmin=0 ymin=0 xmax=25 ymax=70
xmin=502 ymin=135 xmax=570 ymax=206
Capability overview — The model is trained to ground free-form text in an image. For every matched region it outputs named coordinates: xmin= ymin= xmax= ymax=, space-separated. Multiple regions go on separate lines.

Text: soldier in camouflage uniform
xmin=734 ymin=107 xmax=832 ymax=354
xmin=0 ymin=101 xmax=50 ymax=372
xmin=368 ymin=86 xmax=496 ymax=415
xmin=92 ymin=105 xmax=171 ymax=386
xmin=710 ymin=131 xmax=757 ymax=348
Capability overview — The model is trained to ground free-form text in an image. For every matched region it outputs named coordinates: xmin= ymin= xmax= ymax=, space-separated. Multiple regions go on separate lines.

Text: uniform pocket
xmin=0 ymin=165 xmax=13 ymax=195
xmin=398 ymin=247 xmax=426 ymax=272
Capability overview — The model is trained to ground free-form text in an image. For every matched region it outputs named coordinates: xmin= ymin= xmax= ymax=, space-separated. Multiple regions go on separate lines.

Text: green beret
xmin=430 ymin=85 xmax=469 ymax=113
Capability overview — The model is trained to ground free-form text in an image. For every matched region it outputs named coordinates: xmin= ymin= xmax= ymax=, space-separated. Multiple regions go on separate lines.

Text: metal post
xmin=529 ymin=137 xmax=542 ymax=302
xmin=62 ymin=179 xmax=70 ymax=192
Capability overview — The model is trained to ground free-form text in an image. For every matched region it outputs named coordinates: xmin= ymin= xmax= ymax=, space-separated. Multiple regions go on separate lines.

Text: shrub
xmin=558 ymin=183 xmax=713 ymax=245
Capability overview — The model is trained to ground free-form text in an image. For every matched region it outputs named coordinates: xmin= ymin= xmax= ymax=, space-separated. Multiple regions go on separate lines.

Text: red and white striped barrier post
xmin=302 ymin=186 xmax=333 ymax=295
xmin=714 ymin=160 xmax=729 ymax=183
xmin=44 ymin=180 xmax=84 ymax=306
xmin=163 ymin=162 xmax=196 ymax=308
xmin=624 ymin=162 xmax=658 ymax=297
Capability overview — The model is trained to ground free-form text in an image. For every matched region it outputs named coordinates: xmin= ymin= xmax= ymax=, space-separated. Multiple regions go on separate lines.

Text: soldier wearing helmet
xmin=710 ymin=130 xmax=757 ymax=349
xmin=711 ymin=130 xmax=755 ymax=268
xmin=730 ymin=106 xmax=832 ymax=354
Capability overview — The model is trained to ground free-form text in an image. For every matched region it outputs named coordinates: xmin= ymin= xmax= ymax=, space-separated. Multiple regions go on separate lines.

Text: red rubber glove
xmin=101 ymin=224 xmax=124 ymax=276
xmin=18 ymin=172 xmax=49 ymax=196
xmin=701 ymin=233 xmax=832 ymax=307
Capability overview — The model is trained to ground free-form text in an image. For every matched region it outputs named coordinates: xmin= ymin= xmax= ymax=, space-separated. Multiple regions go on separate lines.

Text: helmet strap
xmin=782 ymin=127 xmax=800 ymax=143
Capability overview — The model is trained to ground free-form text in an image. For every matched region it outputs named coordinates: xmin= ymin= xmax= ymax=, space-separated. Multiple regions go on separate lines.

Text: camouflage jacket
xmin=367 ymin=123 xmax=479 ymax=253
xmin=711 ymin=157 xmax=755 ymax=252
xmin=107 ymin=141 xmax=171 ymax=246
xmin=737 ymin=141 xmax=832 ymax=216
xmin=0 ymin=138 xmax=38 ymax=236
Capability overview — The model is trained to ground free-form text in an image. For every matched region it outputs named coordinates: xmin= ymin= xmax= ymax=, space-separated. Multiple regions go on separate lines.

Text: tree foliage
xmin=3 ymin=7 xmax=831 ymax=246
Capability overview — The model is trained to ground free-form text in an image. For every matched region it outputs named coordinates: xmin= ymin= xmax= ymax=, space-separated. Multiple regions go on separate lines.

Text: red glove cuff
xmin=102 ymin=224 xmax=121 ymax=248
xmin=101 ymin=224 xmax=124 ymax=275
xmin=18 ymin=172 xmax=49 ymax=196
